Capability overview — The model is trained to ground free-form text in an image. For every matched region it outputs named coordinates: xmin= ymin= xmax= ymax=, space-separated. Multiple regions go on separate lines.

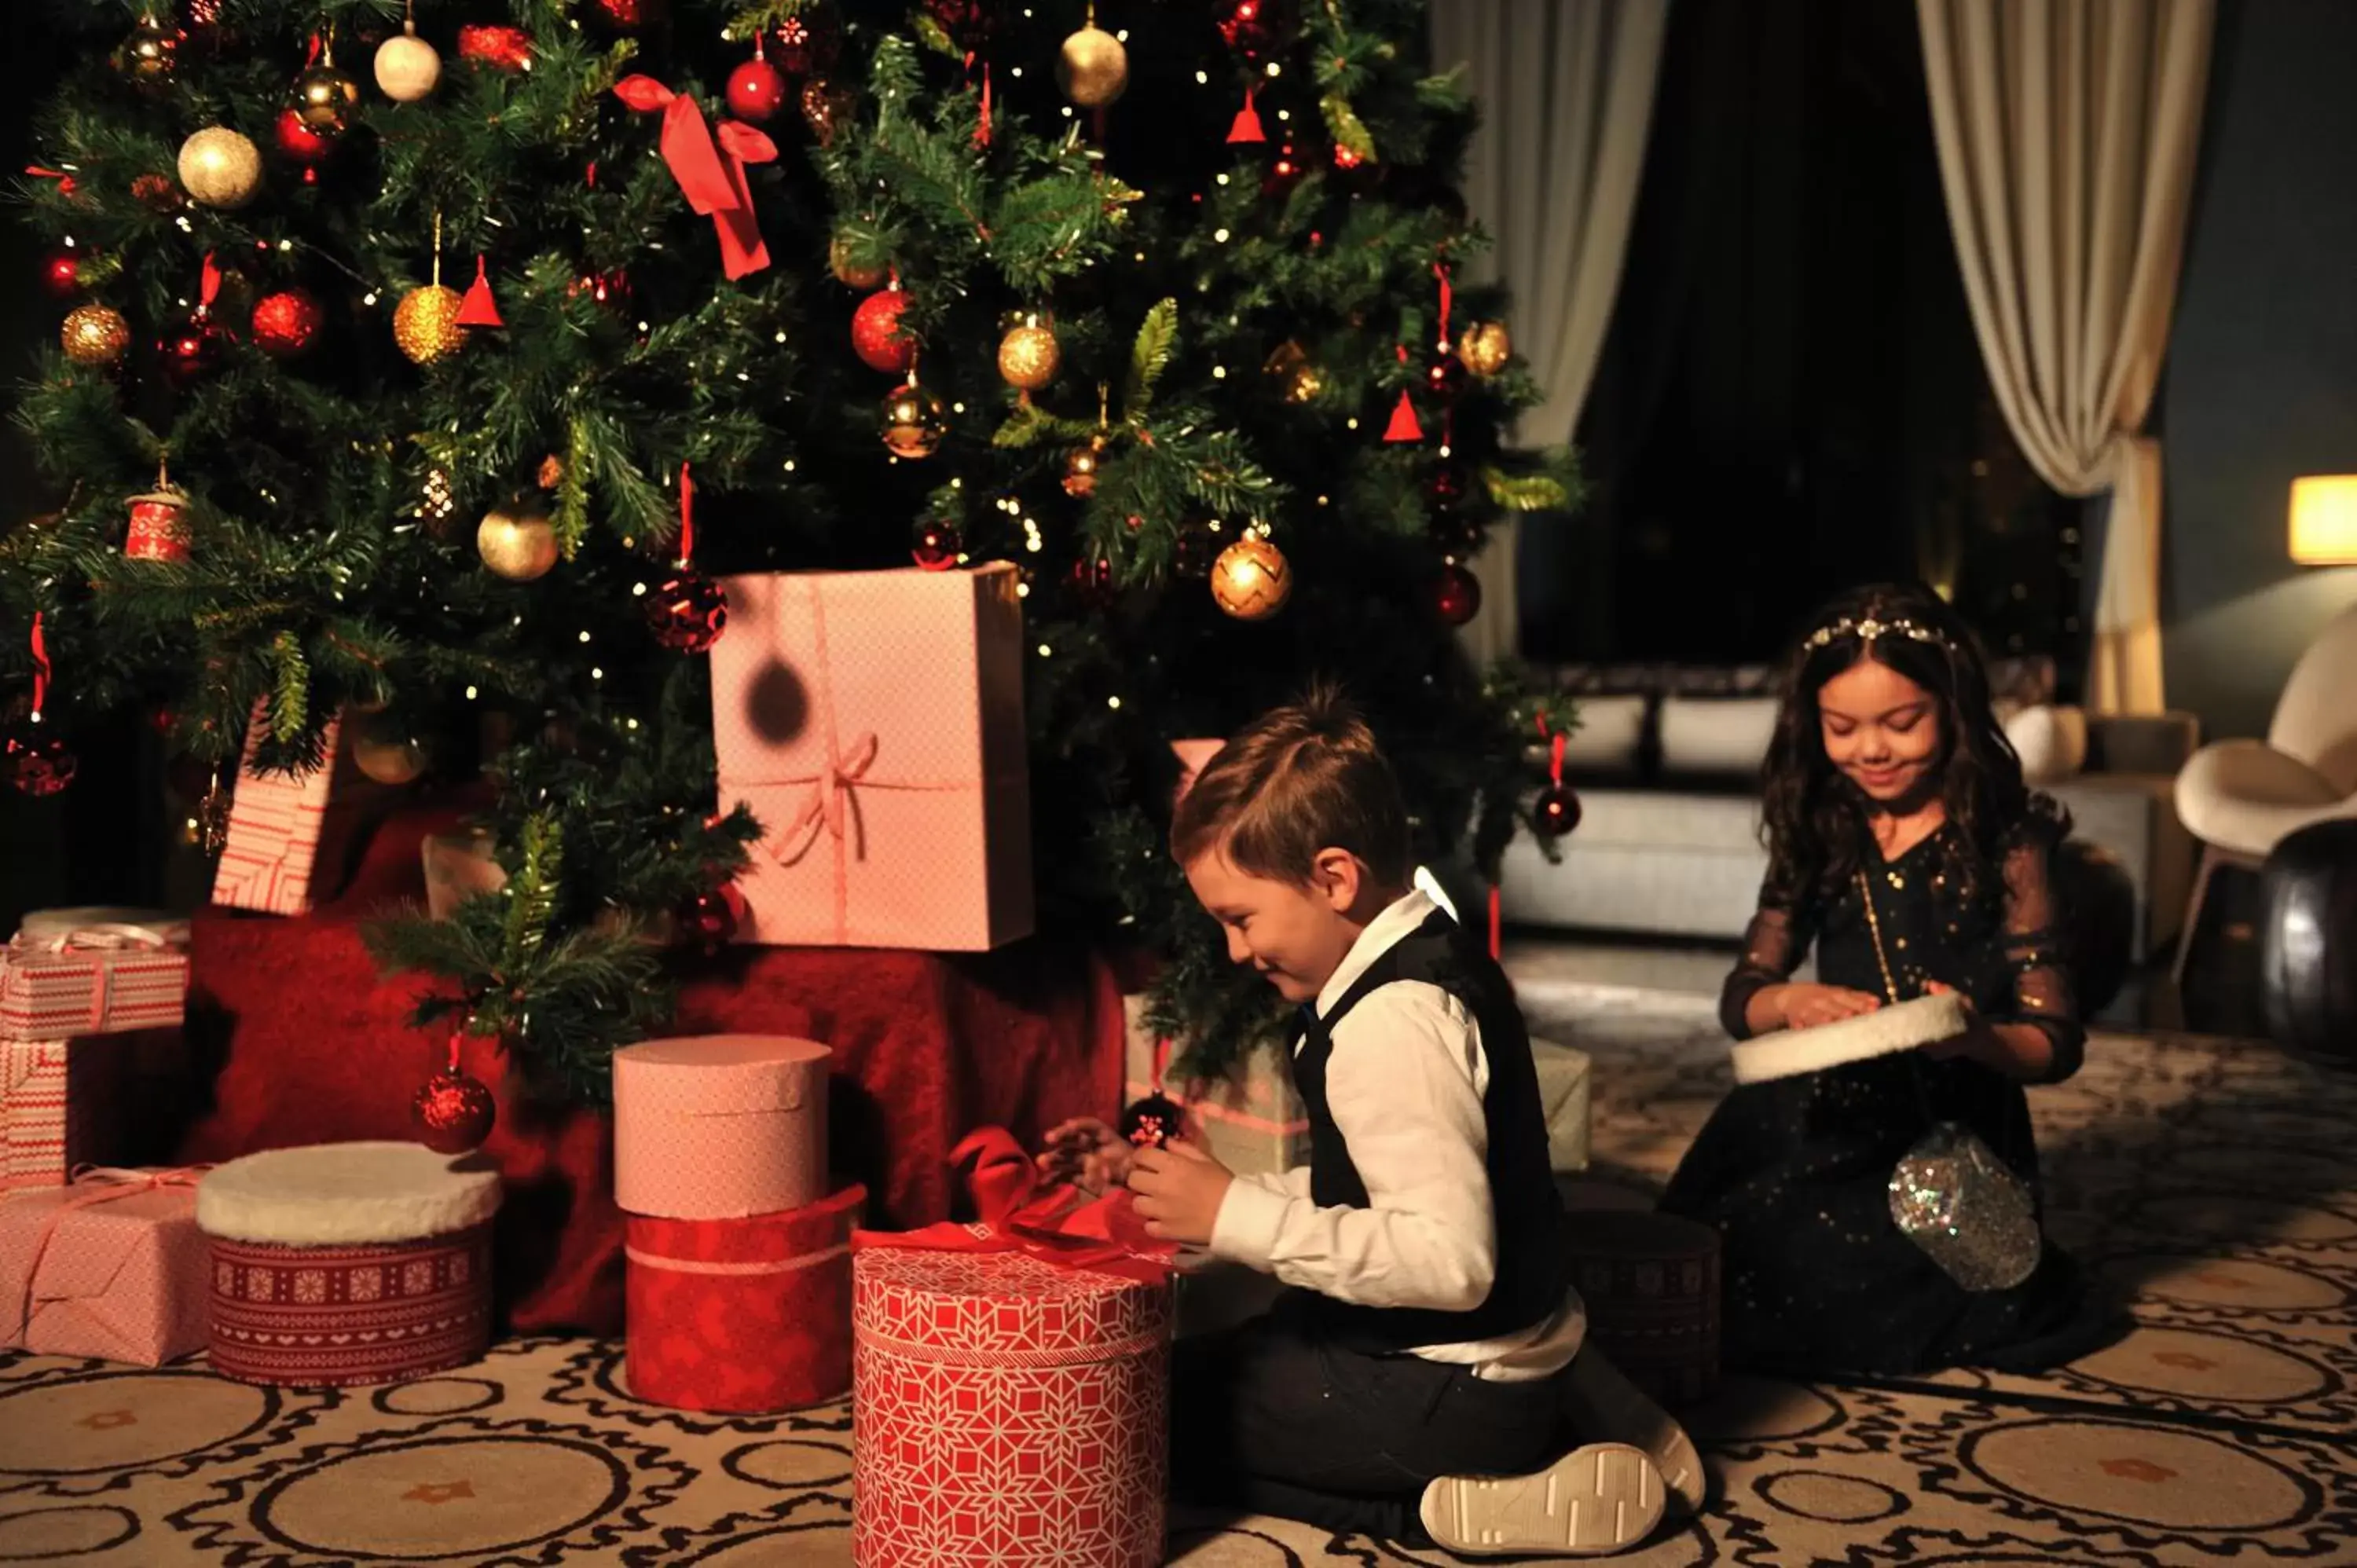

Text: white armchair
xmin=2172 ymin=599 xmax=2357 ymax=985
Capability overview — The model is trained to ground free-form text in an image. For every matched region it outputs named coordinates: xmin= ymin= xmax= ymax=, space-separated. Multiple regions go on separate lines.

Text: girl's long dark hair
xmin=1760 ymin=581 xmax=2065 ymax=912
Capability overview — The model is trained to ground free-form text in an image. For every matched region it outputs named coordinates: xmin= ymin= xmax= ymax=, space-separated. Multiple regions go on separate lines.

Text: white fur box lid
xmin=197 ymin=1141 xmax=504 ymax=1246
xmin=1728 ymin=991 xmax=1967 ymax=1084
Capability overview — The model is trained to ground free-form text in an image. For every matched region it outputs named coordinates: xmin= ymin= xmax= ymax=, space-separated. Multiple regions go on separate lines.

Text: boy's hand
xmin=1037 ymin=1117 xmax=1136 ymax=1196
xmin=1128 ymin=1139 xmax=1234 ymax=1247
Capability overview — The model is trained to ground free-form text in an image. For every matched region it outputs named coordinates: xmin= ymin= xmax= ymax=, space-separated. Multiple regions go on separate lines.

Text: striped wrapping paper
xmin=2 ymin=1041 xmax=111 ymax=1190
xmin=0 ymin=933 xmax=189 ymax=1043
xmin=211 ymin=711 xmax=344 ymax=915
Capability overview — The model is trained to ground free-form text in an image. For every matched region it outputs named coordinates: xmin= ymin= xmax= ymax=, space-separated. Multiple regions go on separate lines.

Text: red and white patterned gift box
xmin=3 ymin=1040 xmax=119 ymax=1191
xmin=709 ymin=566 xmax=1034 ymax=951
xmin=0 ymin=1167 xmax=210 ymax=1365
xmin=851 ymin=1130 xmax=1175 ymax=1568
xmin=211 ymin=709 xmax=392 ymax=916
xmin=197 ymin=1141 xmax=502 ymax=1387
xmin=613 ymin=1035 xmax=830 ymax=1220
xmin=1 ymin=923 xmax=189 ymax=1042
xmin=626 ymin=1182 xmax=865 ymax=1413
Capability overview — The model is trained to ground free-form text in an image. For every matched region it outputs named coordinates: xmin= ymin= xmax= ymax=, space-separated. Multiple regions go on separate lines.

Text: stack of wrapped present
xmin=853 ymin=1129 xmax=1175 ymax=1568
xmin=614 ymin=1035 xmax=862 ymax=1412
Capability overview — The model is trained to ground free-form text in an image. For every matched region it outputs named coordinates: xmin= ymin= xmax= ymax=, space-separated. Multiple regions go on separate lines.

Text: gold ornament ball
xmin=1057 ymin=25 xmax=1129 ymax=107
xmin=477 ymin=500 xmax=559 ymax=581
xmin=122 ymin=18 xmax=179 ymax=82
xmin=177 ymin=126 xmax=262 ymax=210
xmin=880 ymin=382 xmax=948 ymax=460
xmin=1457 ymin=320 xmax=1512 ymax=377
xmin=394 ymin=284 xmax=467 ymax=365
xmin=1265 ymin=340 xmax=1325 ymax=404
xmin=997 ymin=322 xmax=1061 ymax=391
xmin=61 ymin=304 xmax=133 ymax=366
xmin=829 ymin=235 xmax=886 ymax=290
xmin=1062 ymin=437 xmax=1105 ymax=498
xmin=295 ymin=62 xmax=362 ymax=130
xmin=374 ymin=24 xmax=443 ymax=103
xmin=1211 ymin=535 xmax=1293 ymax=621
xmin=351 ymin=731 xmax=428 ymax=786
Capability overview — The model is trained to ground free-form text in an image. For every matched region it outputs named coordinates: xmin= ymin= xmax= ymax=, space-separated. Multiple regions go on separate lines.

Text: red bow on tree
xmin=613 ymin=77 xmax=779 ymax=280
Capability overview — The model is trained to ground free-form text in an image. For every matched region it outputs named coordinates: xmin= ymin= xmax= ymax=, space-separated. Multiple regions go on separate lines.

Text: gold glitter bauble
xmin=1057 ymin=25 xmax=1129 ymax=107
xmin=176 ymin=126 xmax=262 ymax=210
xmin=1062 ymin=437 xmax=1105 ymax=497
xmin=1210 ymin=534 xmax=1292 ymax=621
xmin=394 ymin=284 xmax=467 ymax=365
xmin=60 ymin=304 xmax=132 ymax=366
xmin=997 ymin=321 xmax=1061 ymax=391
xmin=1264 ymin=340 xmax=1325 ymax=404
xmin=374 ymin=24 xmax=443 ymax=103
xmin=829 ymin=235 xmax=886 ymax=290
xmin=351 ymin=730 xmax=427 ymax=785
xmin=477 ymin=500 xmax=559 ymax=581
xmin=881 ymin=381 xmax=948 ymax=460
xmin=1457 ymin=319 xmax=1512 ymax=377
xmin=294 ymin=61 xmax=361 ymax=131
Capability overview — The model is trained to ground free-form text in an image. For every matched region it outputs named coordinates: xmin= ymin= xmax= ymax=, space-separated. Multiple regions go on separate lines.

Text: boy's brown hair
xmin=1171 ymin=684 xmax=1413 ymax=887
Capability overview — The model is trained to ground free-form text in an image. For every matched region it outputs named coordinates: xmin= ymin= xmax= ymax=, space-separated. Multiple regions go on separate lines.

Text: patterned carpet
xmin=3 ymin=984 xmax=2354 ymax=1566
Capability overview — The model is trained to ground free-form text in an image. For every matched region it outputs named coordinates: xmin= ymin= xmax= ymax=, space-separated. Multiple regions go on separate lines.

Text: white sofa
xmin=1496 ymin=665 xmax=2199 ymax=962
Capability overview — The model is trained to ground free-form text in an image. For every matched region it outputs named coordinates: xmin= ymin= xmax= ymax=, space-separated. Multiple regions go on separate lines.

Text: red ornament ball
xmin=131 ymin=173 xmax=182 ymax=212
xmin=5 ymin=731 xmax=78 ymax=797
xmin=457 ymin=24 xmax=533 ymax=71
xmin=645 ymin=565 xmax=728 ymax=654
xmin=1534 ymin=783 xmax=1583 ymax=838
xmin=1433 ymin=562 xmax=1483 ymax=625
xmin=585 ymin=0 xmax=662 ymax=30
xmin=41 ymin=251 xmax=82 ymax=299
xmin=158 ymin=312 xmax=225 ymax=389
xmin=851 ymin=289 xmax=916 ymax=375
xmin=911 ymin=518 xmax=963 ymax=570
xmin=727 ymin=57 xmax=789 ymax=122
xmin=1120 ymin=1092 xmax=1188 ymax=1150
xmin=274 ymin=108 xmax=335 ymax=164
xmin=676 ymin=886 xmax=739 ymax=954
xmin=251 ymin=288 xmax=324 ymax=357
xmin=412 ymin=1066 xmax=497 ymax=1155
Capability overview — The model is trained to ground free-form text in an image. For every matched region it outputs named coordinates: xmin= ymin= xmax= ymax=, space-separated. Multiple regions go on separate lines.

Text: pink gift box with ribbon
xmin=0 ymin=922 xmax=189 ymax=1043
xmin=0 ymin=1167 xmax=210 ymax=1365
xmin=710 ymin=566 xmax=1033 ymax=951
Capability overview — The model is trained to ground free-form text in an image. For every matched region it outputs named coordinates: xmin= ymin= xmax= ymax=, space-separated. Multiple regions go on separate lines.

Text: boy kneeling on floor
xmin=1043 ymin=687 xmax=1705 ymax=1558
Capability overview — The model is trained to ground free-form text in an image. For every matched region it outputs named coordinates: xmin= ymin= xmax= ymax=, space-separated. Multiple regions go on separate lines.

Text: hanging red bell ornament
xmin=852 ymin=287 xmax=916 ymax=374
xmin=412 ymin=1030 xmax=497 ymax=1156
xmin=1433 ymin=561 xmax=1483 ymax=625
xmin=675 ymin=885 xmax=739 ymax=954
xmin=251 ymin=287 xmax=324 ymax=357
xmin=911 ymin=517 xmax=963 ymax=570
xmin=645 ymin=464 xmax=728 ymax=654
xmin=726 ymin=35 xmax=789 ymax=123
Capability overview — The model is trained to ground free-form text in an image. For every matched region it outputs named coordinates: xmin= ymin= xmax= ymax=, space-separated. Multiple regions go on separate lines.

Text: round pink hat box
xmin=196 ymin=1141 xmax=501 ymax=1387
xmin=613 ymin=1035 xmax=830 ymax=1220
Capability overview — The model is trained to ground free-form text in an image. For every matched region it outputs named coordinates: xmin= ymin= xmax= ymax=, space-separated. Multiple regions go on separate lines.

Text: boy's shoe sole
xmin=1418 ymin=1442 xmax=1664 ymax=1559
xmin=1561 ymin=1345 xmax=1709 ymax=1518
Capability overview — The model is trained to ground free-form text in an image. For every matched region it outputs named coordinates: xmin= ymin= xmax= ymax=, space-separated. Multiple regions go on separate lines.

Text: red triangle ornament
xmin=1382 ymin=390 xmax=1424 ymax=443
xmin=457 ymin=256 xmax=505 ymax=328
xmin=1227 ymin=87 xmax=1266 ymax=145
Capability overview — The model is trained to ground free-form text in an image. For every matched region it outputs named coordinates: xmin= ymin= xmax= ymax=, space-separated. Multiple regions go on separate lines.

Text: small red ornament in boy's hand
xmin=1128 ymin=1139 xmax=1234 ymax=1247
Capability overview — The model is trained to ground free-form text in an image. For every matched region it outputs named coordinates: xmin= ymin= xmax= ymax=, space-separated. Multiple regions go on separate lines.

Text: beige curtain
xmin=1918 ymin=0 xmax=2214 ymax=714
xmin=1431 ymin=0 xmax=1670 ymax=666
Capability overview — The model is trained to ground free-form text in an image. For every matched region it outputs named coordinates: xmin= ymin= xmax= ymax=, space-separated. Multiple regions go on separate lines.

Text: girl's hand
xmin=1037 ymin=1117 xmax=1137 ymax=1196
xmin=1920 ymin=980 xmax=1983 ymax=1061
xmin=1773 ymin=983 xmax=1884 ymax=1030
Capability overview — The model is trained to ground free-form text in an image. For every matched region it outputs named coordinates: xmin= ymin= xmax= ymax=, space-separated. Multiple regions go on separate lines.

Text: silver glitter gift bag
xmin=1887 ymin=1120 xmax=2042 ymax=1291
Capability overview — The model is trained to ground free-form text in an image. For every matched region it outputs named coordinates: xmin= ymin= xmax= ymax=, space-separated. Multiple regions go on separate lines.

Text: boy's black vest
xmin=1288 ymin=909 xmax=1569 ymax=1353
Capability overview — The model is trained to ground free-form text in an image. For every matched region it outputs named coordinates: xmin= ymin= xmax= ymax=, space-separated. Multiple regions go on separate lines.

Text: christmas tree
xmin=5 ymin=0 xmax=1574 ymax=1100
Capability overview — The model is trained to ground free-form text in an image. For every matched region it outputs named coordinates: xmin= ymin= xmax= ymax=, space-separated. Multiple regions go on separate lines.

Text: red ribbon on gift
xmin=614 ymin=76 xmax=777 ymax=280
xmin=9 ymin=1165 xmax=208 ymax=1342
xmin=853 ymin=1128 xmax=1177 ymax=1284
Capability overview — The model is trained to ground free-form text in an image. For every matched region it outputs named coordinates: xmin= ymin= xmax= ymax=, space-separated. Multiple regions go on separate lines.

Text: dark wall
xmin=2161 ymin=0 xmax=2357 ymax=739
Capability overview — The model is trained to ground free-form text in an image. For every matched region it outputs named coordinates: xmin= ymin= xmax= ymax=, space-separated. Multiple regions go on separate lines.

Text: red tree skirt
xmin=175 ymin=805 xmax=1123 ymax=1335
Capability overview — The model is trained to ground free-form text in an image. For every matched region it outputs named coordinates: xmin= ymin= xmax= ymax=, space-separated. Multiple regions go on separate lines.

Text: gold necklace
xmin=1855 ymin=870 xmax=1903 ymax=1004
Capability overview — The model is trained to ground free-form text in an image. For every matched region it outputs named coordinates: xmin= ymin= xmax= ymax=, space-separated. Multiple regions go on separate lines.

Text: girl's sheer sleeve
xmin=1721 ymin=892 xmax=1813 ymax=1040
xmin=1997 ymin=834 xmax=2086 ymax=1083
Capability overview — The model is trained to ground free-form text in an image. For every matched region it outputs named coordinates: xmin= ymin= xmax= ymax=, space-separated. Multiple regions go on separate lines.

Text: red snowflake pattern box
xmin=708 ymin=566 xmax=1033 ymax=951
xmin=625 ymin=1182 xmax=864 ymax=1413
xmin=849 ymin=1129 xmax=1175 ymax=1568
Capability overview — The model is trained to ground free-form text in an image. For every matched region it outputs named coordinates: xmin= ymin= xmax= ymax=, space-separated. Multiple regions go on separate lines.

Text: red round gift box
xmin=1563 ymin=1208 xmax=1721 ymax=1408
xmin=208 ymin=1222 xmax=495 ymax=1388
xmin=625 ymin=1182 xmax=867 ymax=1413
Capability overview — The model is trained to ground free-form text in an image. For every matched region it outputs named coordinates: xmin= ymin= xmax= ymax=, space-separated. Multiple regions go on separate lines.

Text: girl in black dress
xmin=1661 ymin=582 xmax=2117 ymax=1377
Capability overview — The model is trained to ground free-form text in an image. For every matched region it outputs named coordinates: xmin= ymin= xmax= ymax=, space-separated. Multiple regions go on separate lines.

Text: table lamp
xmin=2289 ymin=474 xmax=2357 ymax=565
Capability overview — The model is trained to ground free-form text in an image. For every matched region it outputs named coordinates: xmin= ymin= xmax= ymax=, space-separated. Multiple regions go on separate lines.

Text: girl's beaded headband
xmin=1804 ymin=614 xmax=1953 ymax=653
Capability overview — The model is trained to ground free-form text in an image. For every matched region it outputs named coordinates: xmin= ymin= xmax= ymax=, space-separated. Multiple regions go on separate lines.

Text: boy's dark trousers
xmin=1168 ymin=1291 xmax=1563 ymax=1542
